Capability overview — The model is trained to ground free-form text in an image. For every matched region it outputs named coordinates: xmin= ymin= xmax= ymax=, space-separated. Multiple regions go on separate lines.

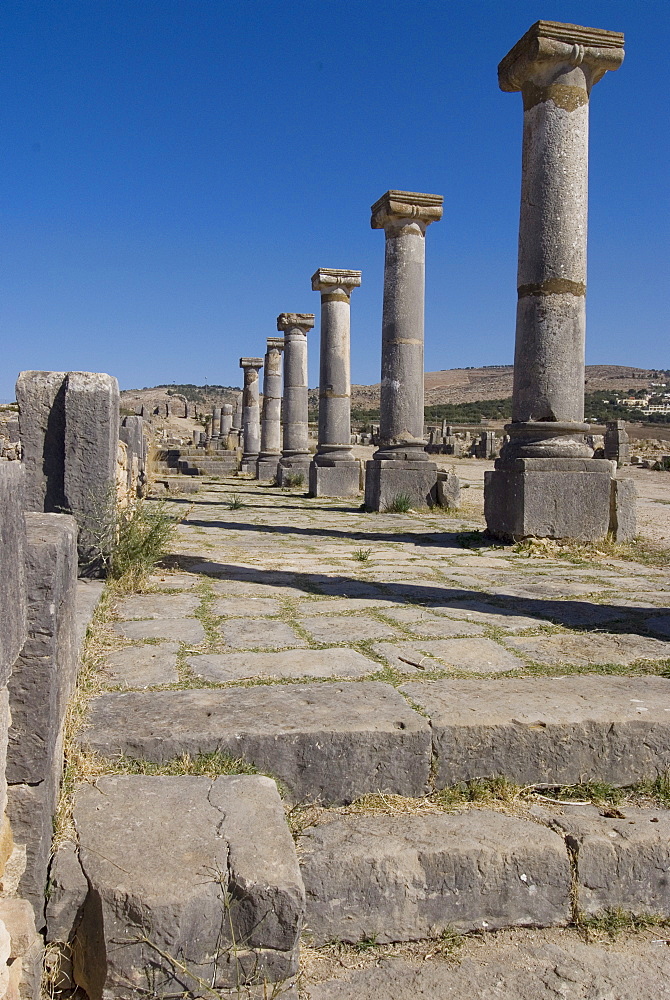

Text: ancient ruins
xmin=2 ymin=17 xmax=670 ymax=1000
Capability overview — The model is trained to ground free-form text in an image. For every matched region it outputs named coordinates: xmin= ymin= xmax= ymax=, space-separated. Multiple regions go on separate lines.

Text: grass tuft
xmin=383 ymin=493 xmax=413 ymax=514
xmin=577 ymin=907 xmax=670 ymax=940
xmin=226 ymin=493 xmax=244 ymax=510
xmin=353 ymin=548 xmax=373 ymax=562
xmin=283 ymin=472 xmax=305 ymax=489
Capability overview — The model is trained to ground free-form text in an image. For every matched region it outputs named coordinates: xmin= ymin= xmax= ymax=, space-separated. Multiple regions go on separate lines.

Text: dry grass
xmin=512 ymin=534 xmax=670 ymax=568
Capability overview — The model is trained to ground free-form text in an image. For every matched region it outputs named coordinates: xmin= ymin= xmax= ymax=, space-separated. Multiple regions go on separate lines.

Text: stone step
xmin=299 ymin=804 xmax=670 ymax=946
xmin=81 ymin=677 xmax=670 ymax=805
xmin=47 ymin=775 xmax=304 ymax=998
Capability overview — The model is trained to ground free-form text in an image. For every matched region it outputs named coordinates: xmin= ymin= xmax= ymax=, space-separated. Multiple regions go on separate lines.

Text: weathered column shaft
xmin=210 ymin=406 xmax=221 ymax=440
xmin=239 ymin=359 xmax=263 ymax=461
xmin=220 ymin=404 xmax=233 ymax=439
xmin=232 ymin=394 xmax=242 ymax=431
xmin=277 ymin=314 xmax=314 ymax=472
xmin=260 ymin=339 xmax=284 ymax=457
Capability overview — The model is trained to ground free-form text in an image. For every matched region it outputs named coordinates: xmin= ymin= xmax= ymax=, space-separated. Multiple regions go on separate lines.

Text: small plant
xmin=283 ymin=472 xmax=305 ymax=489
xmin=353 ymin=935 xmax=379 ymax=952
xmin=435 ymin=925 xmax=464 ymax=957
xmin=110 ymin=495 xmax=183 ymax=590
xmin=227 ymin=493 xmax=244 ymax=510
xmin=353 ymin=548 xmax=373 ymax=562
xmin=577 ymin=907 xmax=670 ymax=941
xmin=383 ymin=493 xmax=412 ymax=513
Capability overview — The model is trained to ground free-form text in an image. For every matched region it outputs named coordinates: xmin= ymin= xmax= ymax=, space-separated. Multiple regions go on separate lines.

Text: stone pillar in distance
xmin=484 ymin=20 xmax=633 ymax=540
xmin=257 ymin=337 xmax=284 ymax=482
xmin=239 ymin=359 xmax=263 ymax=472
xmin=210 ymin=406 xmax=221 ymax=443
xmin=364 ymin=191 xmax=443 ymax=511
xmin=309 ymin=268 xmax=361 ymax=497
xmin=276 ymin=313 xmax=314 ymax=486
xmin=220 ymin=404 xmax=233 ymax=449
xmin=231 ymin=392 xmax=243 ymax=450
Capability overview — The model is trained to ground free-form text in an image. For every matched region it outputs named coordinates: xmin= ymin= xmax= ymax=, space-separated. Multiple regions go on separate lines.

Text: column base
xmin=308 ymin=460 xmax=360 ymax=498
xmin=256 ymin=456 xmax=280 ymax=482
xmin=484 ymin=458 xmax=635 ymax=541
xmin=277 ymin=454 xmax=311 ymax=487
xmin=364 ymin=460 xmax=438 ymax=512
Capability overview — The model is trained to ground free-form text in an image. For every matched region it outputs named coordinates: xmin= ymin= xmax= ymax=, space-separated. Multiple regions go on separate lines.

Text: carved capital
xmin=276 ymin=313 xmax=315 ymax=333
xmin=371 ymin=190 xmax=443 ymax=231
xmin=239 ymin=357 xmax=263 ymax=370
xmin=266 ymin=337 xmax=284 ymax=353
xmin=311 ymin=268 xmax=362 ymax=297
xmin=499 ymin=20 xmax=624 ymax=93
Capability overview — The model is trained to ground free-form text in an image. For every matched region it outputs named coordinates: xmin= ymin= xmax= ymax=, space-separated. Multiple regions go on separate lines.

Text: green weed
xmin=384 ymin=493 xmax=412 ymax=513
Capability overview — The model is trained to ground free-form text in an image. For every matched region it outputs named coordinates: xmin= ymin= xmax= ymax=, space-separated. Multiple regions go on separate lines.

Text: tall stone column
xmin=231 ymin=392 xmax=243 ymax=450
xmin=309 ymin=268 xmax=361 ymax=497
xmin=484 ymin=20 xmax=634 ymax=540
xmin=257 ymin=337 xmax=284 ymax=482
xmin=210 ymin=406 xmax=221 ymax=444
xmin=276 ymin=313 xmax=314 ymax=486
xmin=239 ymin=359 xmax=263 ymax=472
xmin=220 ymin=404 xmax=233 ymax=449
xmin=364 ymin=191 xmax=442 ymax=511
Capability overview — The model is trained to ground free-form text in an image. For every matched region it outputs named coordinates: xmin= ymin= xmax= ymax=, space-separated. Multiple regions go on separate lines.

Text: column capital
xmin=371 ymin=191 xmax=443 ymax=231
xmin=311 ymin=268 xmax=362 ymax=296
xmin=499 ymin=21 xmax=624 ymax=94
xmin=276 ymin=313 xmax=314 ymax=333
xmin=266 ymin=337 xmax=284 ymax=352
xmin=239 ymin=357 xmax=263 ymax=370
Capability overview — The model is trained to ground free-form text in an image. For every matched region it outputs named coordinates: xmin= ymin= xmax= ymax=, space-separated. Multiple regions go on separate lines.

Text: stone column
xmin=276 ymin=313 xmax=314 ymax=485
xmin=239 ymin=358 xmax=263 ymax=471
xmin=231 ymin=392 xmax=243 ymax=449
xmin=210 ymin=406 xmax=221 ymax=442
xmin=308 ymin=269 xmax=362 ymax=497
xmin=257 ymin=338 xmax=284 ymax=481
xmin=220 ymin=404 xmax=233 ymax=449
xmin=364 ymin=191 xmax=443 ymax=511
xmin=484 ymin=20 xmax=634 ymax=540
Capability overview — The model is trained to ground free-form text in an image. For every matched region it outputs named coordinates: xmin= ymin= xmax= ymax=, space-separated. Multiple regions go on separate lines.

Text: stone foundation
xmin=309 ymin=461 xmax=360 ymax=498
xmin=364 ymin=460 xmax=437 ymax=511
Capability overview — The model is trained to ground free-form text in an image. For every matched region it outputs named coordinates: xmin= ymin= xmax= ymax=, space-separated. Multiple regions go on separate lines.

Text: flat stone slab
xmin=300 ymin=810 xmax=570 ymax=945
xmin=146 ymin=573 xmax=200 ymax=589
xmin=213 ymin=597 xmax=282 ymax=617
xmin=379 ymin=607 xmax=485 ymax=638
xmin=219 ymin=619 xmax=306 ymax=649
xmin=371 ymin=642 xmax=451 ymax=673
xmin=372 ymin=638 xmax=525 ymax=675
xmin=68 ymin=775 xmax=304 ymax=996
xmin=187 ymin=648 xmax=380 ymax=683
xmin=429 ymin=600 xmax=549 ymax=631
xmin=535 ymin=804 xmax=670 ymax=916
xmin=304 ymin=932 xmax=670 ymax=999
xmin=503 ymin=632 xmax=670 ymax=666
xmin=400 ymin=676 xmax=670 ymax=786
xmin=82 ymin=682 xmax=432 ymax=804
xmin=297 ymin=615 xmax=400 ymax=643
xmin=647 ymin=614 xmax=670 ymax=638
xmin=102 ymin=642 xmax=179 ymax=687
xmin=114 ymin=593 xmax=200 ymax=619
xmin=295 ymin=598 xmax=397 ymax=614
xmin=112 ymin=618 xmax=206 ymax=644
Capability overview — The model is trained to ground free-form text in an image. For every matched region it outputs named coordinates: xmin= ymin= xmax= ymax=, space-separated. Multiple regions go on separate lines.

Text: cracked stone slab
xmin=114 ymin=593 xmax=200 ymax=619
xmin=400 ymin=676 xmax=670 ymax=786
xmin=82 ymin=683 xmax=431 ymax=805
xmin=69 ymin=775 xmax=304 ymax=997
xmin=533 ymin=804 xmax=670 ymax=917
xmin=102 ymin=642 xmax=179 ymax=687
xmin=111 ymin=618 xmax=206 ymax=643
xmin=428 ymin=600 xmax=549 ymax=631
xmin=296 ymin=615 xmax=401 ymax=644
xmin=187 ymin=648 xmax=380 ymax=683
xmin=299 ymin=810 xmax=571 ymax=945
xmin=219 ymin=619 xmax=306 ymax=649
xmin=372 ymin=639 xmax=525 ymax=674
xmin=213 ymin=597 xmax=282 ymax=617
xmin=503 ymin=632 xmax=670 ymax=667
xmin=379 ymin=607 xmax=486 ymax=638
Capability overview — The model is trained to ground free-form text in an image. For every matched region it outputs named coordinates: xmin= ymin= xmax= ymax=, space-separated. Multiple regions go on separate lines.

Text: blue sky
xmin=0 ymin=0 xmax=667 ymax=400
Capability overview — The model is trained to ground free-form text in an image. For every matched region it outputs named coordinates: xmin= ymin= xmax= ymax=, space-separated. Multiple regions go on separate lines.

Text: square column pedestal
xmin=309 ymin=459 xmax=360 ymax=498
xmin=364 ymin=459 xmax=438 ymax=512
xmin=256 ymin=456 xmax=280 ymax=482
xmin=485 ymin=458 xmax=636 ymax=542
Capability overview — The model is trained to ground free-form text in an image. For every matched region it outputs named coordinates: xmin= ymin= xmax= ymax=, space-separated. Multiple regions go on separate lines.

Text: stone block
xmin=82 ymin=683 xmax=432 ymax=805
xmin=485 ymin=463 xmax=613 ymax=540
xmin=0 ymin=898 xmax=42 ymax=1000
xmin=300 ymin=811 xmax=571 ymax=944
xmin=436 ymin=470 xmax=460 ymax=508
xmin=70 ymin=775 xmax=304 ymax=997
xmin=0 ymin=462 xmax=26 ymax=687
xmin=364 ymin=459 xmax=438 ymax=511
xmin=536 ymin=805 xmax=670 ymax=917
xmin=610 ymin=477 xmax=637 ymax=541
xmin=74 ymin=580 xmax=105 ymax=654
xmin=111 ymin=617 xmax=206 ymax=643
xmin=15 ymin=370 xmax=68 ymax=512
xmin=308 ymin=462 xmax=360 ymax=498
xmin=256 ymin=456 xmax=280 ymax=482
xmin=7 ymin=513 xmax=78 ymax=786
xmin=400 ymin=676 xmax=670 ymax=787
xmin=115 ymin=593 xmax=200 ymax=619
xmin=276 ymin=456 xmax=310 ymax=486
xmin=46 ymin=841 xmax=89 ymax=943
xmin=220 ymin=619 xmax=306 ymax=649
xmin=119 ymin=415 xmax=147 ymax=494
xmin=102 ymin=642 xmax=180 ymax=687
xmin=187 ymin=648 xmax=380 ymax=683
xmin=7 ymin=774 xmax=59 ymax=925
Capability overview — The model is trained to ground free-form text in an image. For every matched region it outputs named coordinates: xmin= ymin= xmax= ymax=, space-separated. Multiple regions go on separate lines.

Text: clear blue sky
xmin=0 ymin=0 xmax=667 ymax=401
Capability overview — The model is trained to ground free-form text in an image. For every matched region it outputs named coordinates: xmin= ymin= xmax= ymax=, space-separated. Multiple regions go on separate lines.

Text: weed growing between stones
xmin=353 ymin=548 xmax=373 ymax=562
xmin=101 ymin=750 xmax=260 ymax=778
xmin=576 ymin=907 xmax=670 ymax=942
xmin=383 ymin=493 xmax=413 ymax=514
xmin=227 ymin=493 xmax=245 ymax=510
xmin=512 ymin=534 xmax=670 ymax=569
xmin=283 ymin=472 xmax=305 ymax=489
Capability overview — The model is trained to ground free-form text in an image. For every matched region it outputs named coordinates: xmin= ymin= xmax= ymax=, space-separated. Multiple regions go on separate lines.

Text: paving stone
xmin=411 ymin=637 xmax=526 ymax=672
xmin=297 ymin=615 xmax=401 ymax=643
xmin=102 ymin=642 xmax=179 ymax=687
xmin=219 ymin=618 xmax=306 ymax=649
xmin=300 ymin=810 xmax=570 ymax=945
xmin=114 ymin=593 xmax=200 ymax=619
xmin=187 ymin=648 xmax=380 ymax=683
xmin=429 ymin=600 xmax=547 ymax=631
xmin=513 ymin=600 xmax=629 ymax=629
xmin=503 ymin=632 xmax=670 ymax=666
xmin=380 ymin=607 xmax=486 ymax=638
xmin=69 ymin=775 xmax=304 ymax=995
xmin=211 ymin=579 xmax=311 ymax=598
xmin=82 ymin=683 xmax=431 ymax=805
xmin=646 ymin=614 xmax=670 ymax=637
xmin=213 ymin=597 xmax=282 ymax=617
xmin=146 ymin=573 xmax=200 ymax=589
xmin=490 ymin=580 xmax=608 ymax=599
xmin=112 ymin=618 xmax=206 ymax=643
xmin=534 ymin=804 xmax=670 ymax=917
xmin=314 ymin=581 xmax=388 ymax=598
xmin=295 ymin=598 xmax=397 ymax=614
xmin=400 ymin=676 xmax=670 ymax=786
